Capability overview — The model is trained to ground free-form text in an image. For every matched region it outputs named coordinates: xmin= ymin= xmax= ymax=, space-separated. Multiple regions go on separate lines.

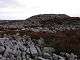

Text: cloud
xmin=0 ymin=0 xmax=80 ymax=20
xmin=0 ymin=0 xmax=17 ymax=7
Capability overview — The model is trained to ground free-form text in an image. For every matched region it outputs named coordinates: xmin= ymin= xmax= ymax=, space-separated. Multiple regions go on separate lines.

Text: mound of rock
xmin=0 ymin=37 xmax=78 ymax=60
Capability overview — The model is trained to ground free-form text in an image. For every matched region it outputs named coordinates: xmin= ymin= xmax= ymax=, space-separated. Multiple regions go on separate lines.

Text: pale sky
xmin=0 ymin=0 xmax=80 ymax=20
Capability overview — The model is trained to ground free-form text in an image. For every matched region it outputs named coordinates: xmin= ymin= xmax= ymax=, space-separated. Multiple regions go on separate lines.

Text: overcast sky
xmin=0 ymin=0 xmax=80 ymax=20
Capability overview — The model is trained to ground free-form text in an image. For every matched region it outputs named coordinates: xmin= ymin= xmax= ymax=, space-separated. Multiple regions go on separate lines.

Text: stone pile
xmin=0 ymin=36 xmax=79 ymax=60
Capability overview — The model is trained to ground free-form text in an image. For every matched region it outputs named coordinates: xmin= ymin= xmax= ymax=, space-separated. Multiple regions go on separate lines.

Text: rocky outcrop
xmin=0 ymin=14 xmax=80 ymax=58
xmin=0 ymin=37 xmax=78 ymax=60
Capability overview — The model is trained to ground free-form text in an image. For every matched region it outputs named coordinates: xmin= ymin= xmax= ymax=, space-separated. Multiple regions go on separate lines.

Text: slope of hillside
xmin=0 ymin=14 xmax=80 ymax=53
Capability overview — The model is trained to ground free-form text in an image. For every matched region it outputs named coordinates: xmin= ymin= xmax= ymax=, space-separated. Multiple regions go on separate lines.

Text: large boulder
xmin=0 ymin=46 xmax=5 ymax=53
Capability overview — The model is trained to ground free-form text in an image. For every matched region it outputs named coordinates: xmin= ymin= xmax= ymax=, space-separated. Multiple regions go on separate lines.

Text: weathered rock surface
xmin=0 ymin=37 xmax=78 ymax=60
